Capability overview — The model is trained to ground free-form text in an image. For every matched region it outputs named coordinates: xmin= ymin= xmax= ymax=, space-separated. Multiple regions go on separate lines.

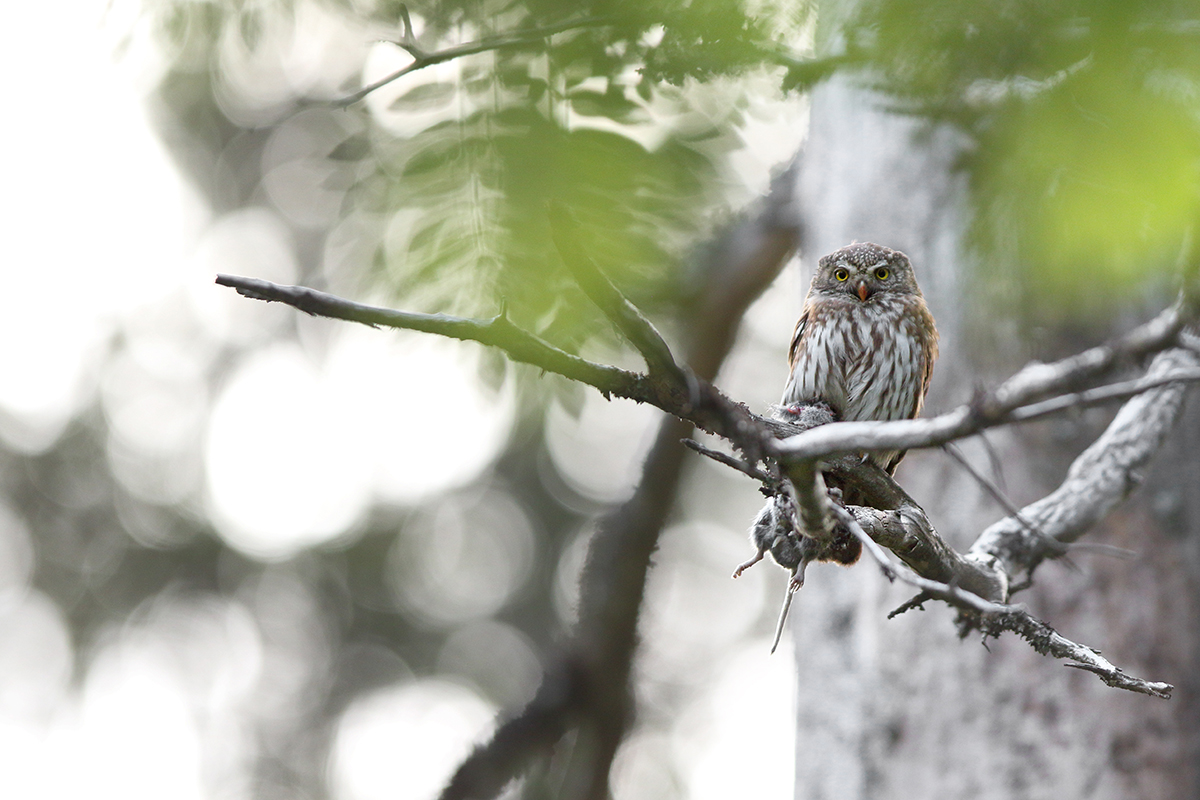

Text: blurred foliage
xmin=146 ymin=0 xmax=1200 ymax=326
xmin=850 ymin=0 xmax=1200 ymax=311
xmin=13 ymin=1 xmax=1200 ymax=796
xmin=148 ymin=0 xmax=810 ymax=353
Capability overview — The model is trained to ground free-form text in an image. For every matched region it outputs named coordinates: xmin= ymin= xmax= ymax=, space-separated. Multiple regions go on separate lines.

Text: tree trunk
xmin=790 ymin=72 xmax=1200 ymax=800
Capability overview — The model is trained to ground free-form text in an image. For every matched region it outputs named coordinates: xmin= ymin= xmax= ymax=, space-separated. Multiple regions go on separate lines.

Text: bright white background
xmin=0 ymin=2 xmax=803 ymax=798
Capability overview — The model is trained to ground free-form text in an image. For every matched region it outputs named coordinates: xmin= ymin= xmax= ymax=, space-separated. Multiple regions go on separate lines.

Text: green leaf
xmin=388 ymin=81 xmax=458 ymax=111
xmin=327 ymin=135 xmax=371 ymax=161
xmin=403 ymin=140 xmax=463 ymax=177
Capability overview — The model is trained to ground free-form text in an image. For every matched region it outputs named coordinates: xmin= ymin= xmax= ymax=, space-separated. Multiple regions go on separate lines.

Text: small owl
xmin=783 ymin=242 xmax=938 ymax=474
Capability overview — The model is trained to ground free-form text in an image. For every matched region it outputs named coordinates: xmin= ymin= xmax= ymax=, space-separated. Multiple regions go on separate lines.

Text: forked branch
xmin=218 ymin=225 xmax=1197 ymax=714
xmin=834 ymin=505 xmax=1172 ymax=698
xmin=217 ymin=265 xmax=1194 ymax=699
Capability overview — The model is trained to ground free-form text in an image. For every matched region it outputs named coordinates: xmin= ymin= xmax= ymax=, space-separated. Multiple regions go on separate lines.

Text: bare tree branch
xmin=440 ymin=157 xmax=807 ymax=800
xmin=752 ymin=342 xmax=1195 ymax=698
xmin=984 ymin=612 xmax=1173 ymax=699
xmin=1005 ymin=367 xmax=1200 ymax=423
xmin=835 ymin=505 xmax=1173 ymax=698
xmin=969 ymin=347 xmax=1200 ymax=582
xmin=826 ymin=347 xmax=1200 ymax=610
xmin=844 ymin=503 xmax=1008 ymax=601
xmin=214 ymin=271 xmax=1195 ymax=614
xmin=217 ymin=219 xmax=1198 ymax=720
xmin=784 ymin=459 xmax=837 ymax=545
xmin=214 ymin=273 xmax=1195 ymax=589
xmin=214 ymin=273 xmax=664 ymax=404
xmin=773 ymin=299 xmax=1193 ymax=462
xmin=681 ymin=438 xmax=775 ymax=485
xmin=835 ymin=505 xmax=998 ymax=612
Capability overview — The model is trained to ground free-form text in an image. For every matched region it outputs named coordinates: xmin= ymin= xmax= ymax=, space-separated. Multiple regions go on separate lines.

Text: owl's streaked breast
xmin=782 ymin=295 xmax=928 ymax=424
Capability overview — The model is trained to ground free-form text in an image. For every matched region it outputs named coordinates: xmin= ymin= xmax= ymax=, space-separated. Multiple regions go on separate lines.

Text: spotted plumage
xmin=783 ymin=242 xmax=939 ymax=474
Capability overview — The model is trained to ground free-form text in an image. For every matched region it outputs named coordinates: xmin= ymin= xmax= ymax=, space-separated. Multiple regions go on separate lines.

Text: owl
xmin=783 ymin=242 xmax=938 ymax=474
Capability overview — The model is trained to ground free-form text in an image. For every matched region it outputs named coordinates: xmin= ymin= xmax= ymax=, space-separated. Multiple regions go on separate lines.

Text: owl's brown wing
xmin=905 ymin=298 xmax=940 ymax=420
xmin=887 ymin=299 xmax=940 ymax=475
xmin=786 ymin=303 xmax=813 ymax=374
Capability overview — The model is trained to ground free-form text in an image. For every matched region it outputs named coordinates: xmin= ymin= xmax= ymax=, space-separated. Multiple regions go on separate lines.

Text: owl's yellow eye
xmin=834 ymin=268 xmax=849 ymax=281
xmin=874 ymin=267 xmax=890 ymax=280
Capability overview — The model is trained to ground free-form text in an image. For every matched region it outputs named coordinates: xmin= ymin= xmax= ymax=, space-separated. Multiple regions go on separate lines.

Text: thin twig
xmin=336 ymin=15 xmax=611 ymax=106
xmin=397 ymin=5 xmax=417 ymax=49
xmin=681 ymin=438 xmax=774 ymax=485
xmin=888 ymin=591 xmax=932 ymax=619
xmin=942 ymin=442 xmax=1047 ymax=540
xmin=1065 ymin=542 xmax=1138 ymax=559
xmin=1006 ymin=368 xmax=1200 ymax=423
xmin=977 ymin=430 xmax=1008 ymax=494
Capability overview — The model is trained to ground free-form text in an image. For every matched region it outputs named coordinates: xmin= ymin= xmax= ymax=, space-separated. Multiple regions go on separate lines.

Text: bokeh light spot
xmin=0 ymin=592 xmax=72 ymax=721
xmin=640 ymin=522 xmax=767 ymax=670
xmin=206 ymin=343 xmax=373 ymax=559
xmin=388 ymin=489 xmax=535 ymax=625
xmin=329 ymin=679 xmax=496 ymax=800
xmin=437 ymin=620 xmax=542 ymax=708
xmin=0 ymin=0 xmax=202 ymax=454
xmin=545 ymin=393 xmax=662 ymax=503
xmin=326 ymin=328 xmax=515 ymax=507
xmin=673 ymin=644 xmax=795 ymax=800
xmin=206 ymin=325 xmax=514 ymax=558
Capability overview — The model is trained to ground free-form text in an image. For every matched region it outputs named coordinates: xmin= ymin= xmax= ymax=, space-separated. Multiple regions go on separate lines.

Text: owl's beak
xmin=856 ymin=281 xmax=871 ymax=302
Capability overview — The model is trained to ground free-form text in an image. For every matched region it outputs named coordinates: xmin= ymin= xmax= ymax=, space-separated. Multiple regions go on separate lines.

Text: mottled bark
xmin=790 ymin=65 xmax=1200 ymax=800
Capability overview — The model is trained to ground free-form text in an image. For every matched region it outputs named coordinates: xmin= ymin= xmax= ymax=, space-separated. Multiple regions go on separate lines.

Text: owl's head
xmin=811 ymin=242 xmax=922 ymax=302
